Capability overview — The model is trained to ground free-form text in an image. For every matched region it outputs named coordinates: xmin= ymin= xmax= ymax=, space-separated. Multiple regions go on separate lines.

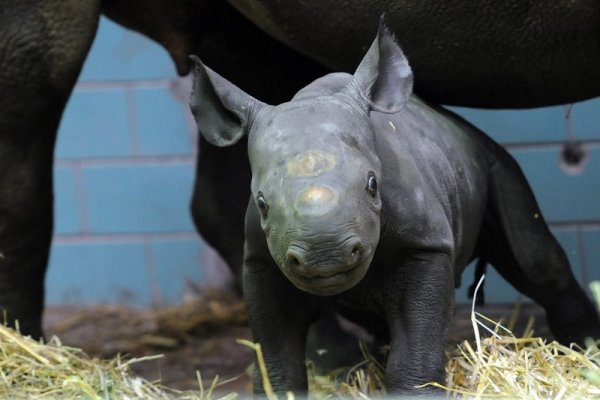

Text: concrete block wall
xmin=47 ymin=17 xmax=600 ymax=306
xmin=47 ymin=17 xmax=216 ymax=306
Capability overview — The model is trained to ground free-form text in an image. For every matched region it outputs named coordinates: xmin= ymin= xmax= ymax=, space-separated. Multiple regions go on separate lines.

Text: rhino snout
xmin=285 ymin=237 xmax=365 ymax=278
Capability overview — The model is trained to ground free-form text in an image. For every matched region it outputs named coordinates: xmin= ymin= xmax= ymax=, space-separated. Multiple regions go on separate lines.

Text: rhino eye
xmin=366 ymin=172 xmax=377 ymax=197
xmin=256 ymin=191 xmax=269 ymax=217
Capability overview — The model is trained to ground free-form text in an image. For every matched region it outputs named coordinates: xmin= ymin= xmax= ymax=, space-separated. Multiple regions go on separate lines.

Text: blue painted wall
xmin=47 ymin=17 xmax=600 ymax=306
xmin=48 ymin=17 xmax=207 ymax=306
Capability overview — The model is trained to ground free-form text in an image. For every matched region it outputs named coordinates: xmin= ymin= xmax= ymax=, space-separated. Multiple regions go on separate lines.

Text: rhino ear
xmin=348 ymin=17 xmax=413 ymax=113
xmin=189 ymin=55 xmax=264 ymax=147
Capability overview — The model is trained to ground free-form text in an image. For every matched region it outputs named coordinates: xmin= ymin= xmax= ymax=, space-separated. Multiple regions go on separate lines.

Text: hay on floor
xmin=425 ymin=313 xmax=600 ymax=398
xmin=0 ymin=323 xmax=235 ymax=399
xmin=306 ymin=278 xmax=600 ymax=399
xmin=3 ymin=280 xmax=600 ymax=399
xmin=429 ymin=279 xmax=600 ymax=398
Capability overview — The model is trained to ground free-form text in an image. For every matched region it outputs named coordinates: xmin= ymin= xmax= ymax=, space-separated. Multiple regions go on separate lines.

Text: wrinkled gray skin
xmin=232 ymin=0 xmax=600 ymax=108
xmin=190 ymin=24 xmax=600 ymax=395
xmin=2 ymin=0 xmax=600 ymax=339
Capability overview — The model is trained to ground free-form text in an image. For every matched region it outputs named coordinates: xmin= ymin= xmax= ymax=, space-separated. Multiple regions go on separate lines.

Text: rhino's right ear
xmin=189 ymin=55 xmax=264 ymax=147
xmin=344 ymin=17 xmax=413 ymax=114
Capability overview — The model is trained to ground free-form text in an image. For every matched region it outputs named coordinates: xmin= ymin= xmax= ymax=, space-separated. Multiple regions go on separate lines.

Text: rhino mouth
xmin=287 ymin=258 xmax=371 ymax=296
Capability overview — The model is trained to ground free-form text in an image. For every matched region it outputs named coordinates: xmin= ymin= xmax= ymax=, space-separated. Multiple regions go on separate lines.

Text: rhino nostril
xmin=343 ymin=238 xmax=364 ymax=266
xmin=286 ymin=249 xmax=304 ymax=270
xmin=351 ymin=243 xmax=363 ymax=258
xmin=288 ymin=255 xmax=301 ymax=268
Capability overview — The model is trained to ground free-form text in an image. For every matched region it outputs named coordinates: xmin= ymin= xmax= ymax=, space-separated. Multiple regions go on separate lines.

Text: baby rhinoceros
xmin=189 ymin=22 xmax=600 ymax=395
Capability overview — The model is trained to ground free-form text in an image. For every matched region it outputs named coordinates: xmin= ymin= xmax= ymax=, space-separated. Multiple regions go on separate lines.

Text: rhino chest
xmin=330 ymin=257 xmax=391 ymax=319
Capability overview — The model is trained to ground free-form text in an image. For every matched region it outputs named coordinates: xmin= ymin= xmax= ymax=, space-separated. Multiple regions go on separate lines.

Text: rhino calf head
xmin=249 ymin=103 xmax=383 ymax=296
xmin=190 ymin=22 xmax=413 ymax=295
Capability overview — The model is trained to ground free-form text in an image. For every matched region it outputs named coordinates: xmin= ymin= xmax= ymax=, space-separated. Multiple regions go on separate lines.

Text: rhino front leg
xmin=0 ymin=0 xmax=100 ymax=337
xmin=384 ymin=252 xmax=454 ymax=394
xmin=243 ymin=257 xmax=313 ymax=395
xmin=242 ymin=204 xmax=313 ymax=395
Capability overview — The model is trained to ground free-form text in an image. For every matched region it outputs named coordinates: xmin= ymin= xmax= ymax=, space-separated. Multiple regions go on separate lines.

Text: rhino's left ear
xmin=347 ymin=17 xmax=413 ymax=114
xmin=189 ymin=55 xmax=265 ymax=147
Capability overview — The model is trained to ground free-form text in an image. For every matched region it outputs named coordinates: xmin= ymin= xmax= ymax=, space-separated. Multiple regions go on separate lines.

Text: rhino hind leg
xmin=478 ymin=145 xmax=600 ymax=345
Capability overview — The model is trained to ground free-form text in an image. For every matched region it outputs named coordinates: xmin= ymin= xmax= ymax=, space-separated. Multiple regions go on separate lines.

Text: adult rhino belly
xmin=227 ymin=0 xmax=600 ymax=108
xmin=227 ymin=0 xmax=374 ymax=71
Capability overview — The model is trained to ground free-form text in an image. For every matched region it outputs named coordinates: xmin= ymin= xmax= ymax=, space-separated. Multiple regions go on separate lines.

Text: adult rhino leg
xmin=190 ymin=136 xmax=250 ymax=288
xmin=479 ymin=143 xmax=600 ymax=345
xmin=0 ymin=0 xmax=100 ymax=337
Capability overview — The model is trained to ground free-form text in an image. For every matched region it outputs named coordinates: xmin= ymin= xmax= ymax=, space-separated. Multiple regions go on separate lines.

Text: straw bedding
xmin=2 ymin=286 xmax=600 ymax=399
xmin=0 ymin=322 xmax=202 ymax=399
